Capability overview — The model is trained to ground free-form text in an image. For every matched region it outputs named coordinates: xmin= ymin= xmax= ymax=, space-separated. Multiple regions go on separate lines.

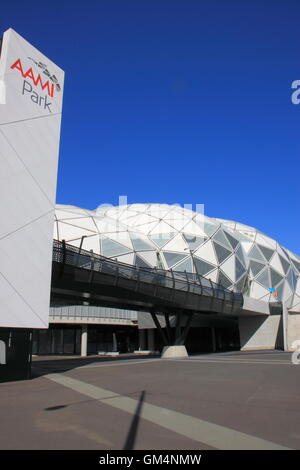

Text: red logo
xmin=10 ymin=58 xmax=55 ymax=97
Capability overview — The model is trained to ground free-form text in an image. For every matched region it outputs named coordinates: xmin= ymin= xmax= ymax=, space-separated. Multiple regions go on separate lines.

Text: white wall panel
xmin=0 ymin=29 xmax=64 ymax=328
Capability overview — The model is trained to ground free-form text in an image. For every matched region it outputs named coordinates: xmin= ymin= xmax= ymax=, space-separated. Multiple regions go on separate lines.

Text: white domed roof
xmin=54 ymin=203 xmax=300 ymax=308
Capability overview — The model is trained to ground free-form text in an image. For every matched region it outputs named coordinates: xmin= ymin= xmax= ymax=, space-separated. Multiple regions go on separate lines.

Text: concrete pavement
xmin=0 ymin=351 xmax=299 ymax=450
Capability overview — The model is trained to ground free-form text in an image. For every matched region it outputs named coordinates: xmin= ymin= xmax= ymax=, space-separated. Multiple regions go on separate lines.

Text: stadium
xmin=31 ymin=202 xmax=299 ymax=358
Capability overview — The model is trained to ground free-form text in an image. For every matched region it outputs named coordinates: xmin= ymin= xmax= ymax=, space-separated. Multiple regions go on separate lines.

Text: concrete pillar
xmin=286 ymin=312 xmax=300 ymax=351
xmin=81 ymin=324 xmax=88 ymax=357
xmin=138 ymin=329 xmax=146 ymax=350
xmin=147 ymin=329 xmax=155 ymax=351
xmin=238 ymin=315 xmax=282 ymax=351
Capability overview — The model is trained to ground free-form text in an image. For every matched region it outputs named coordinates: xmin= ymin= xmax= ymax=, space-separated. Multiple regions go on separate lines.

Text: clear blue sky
xmin=2 ymin=0 xmax=299 ymax=254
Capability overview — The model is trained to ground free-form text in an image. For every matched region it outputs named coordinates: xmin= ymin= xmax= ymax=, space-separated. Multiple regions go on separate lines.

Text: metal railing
xmin=52 ymin=240 xmax=243 ymax=315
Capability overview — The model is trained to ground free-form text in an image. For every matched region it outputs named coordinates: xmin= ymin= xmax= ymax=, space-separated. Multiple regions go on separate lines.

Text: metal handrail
xmin=52 ymin=239 xmax=243 ymax=313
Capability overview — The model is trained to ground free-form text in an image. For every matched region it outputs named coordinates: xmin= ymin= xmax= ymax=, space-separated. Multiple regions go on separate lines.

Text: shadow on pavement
xmin=31 ymin=354 xmax=160 ymax=378
xmin=123 ymin=390 xmax=146 ymax=450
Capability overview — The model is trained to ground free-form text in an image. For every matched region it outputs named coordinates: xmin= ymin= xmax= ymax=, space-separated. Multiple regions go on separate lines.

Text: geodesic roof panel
xmin=54 ymin=203 xmax=299 ymax=307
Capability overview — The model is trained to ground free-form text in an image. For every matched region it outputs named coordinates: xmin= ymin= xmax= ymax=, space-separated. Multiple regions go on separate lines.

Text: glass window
xmin=279 ymin=254 xmax=290 ymax=274
xmin=236 ymin=245 xmax=246 ymax=266
xmin=63 ymin=329 xmax=75 ymax=354
xmin=276 ymin=281 xmax=285 ymax=301
xmin=287 ymin=268 xmax=297 ymax=290
xmin=256 ymin=268 xmax=270 ymax=289
xmin=149 ymin=233 xmax=175 ymax=248
xmin=135 ymin=255 xmax=151 ymax=268
xmin=101 ymin=237 xmax=129 ymax=257
xmin=213 ymin=242 xmax=232 ymax=264
xmin=38 ymin=329 xmax=52 ymax=354
xmin=248 ymin=245 xmax=265 ymax=262
xmin=270 ymin=267 xmax=284 ymax=288
xmin=52 ymin=328 xmax=63 ymax=354
xmin=173 ymin=257 xmax=193 ymax=273
xmin=218 ymin=271 xmax=232 ymax=289
xmin=235 ymin=257 xmax=246 ymax=280
xmin=235 ymin=275 xmax=247 ymax=293
xmin=213 ymin=230 xmax=232 ymax=250
xmin=163 ymin=252 xmax=188 ymax=268
xmin=291 ymin=259 xmax=300 ymax=274
xmin=130 ymin=235 xmax=154 ymax=251
xmin=224 ymin=231 xmax=239 ymax=250
xmin=193 ymin=257 xmax=215 ymax=275
xmin=257 ymin=244 xmax=274 ymax=262
xmin=250 ymin=260 xmax=265 ymax=277
xmin=183 ymin=234 xmax=207 ymax=250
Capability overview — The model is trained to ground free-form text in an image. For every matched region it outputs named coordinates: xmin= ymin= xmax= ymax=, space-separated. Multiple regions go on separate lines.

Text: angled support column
xmin=174 ymin=311 xmax=182 ymax=344
xmin=150 ymin=311 xmax=169 ymax=346
xmin=164 ymin=313 xmax=172 ymax=345
xmin=175 ymin=312 xmax=194 ymax=345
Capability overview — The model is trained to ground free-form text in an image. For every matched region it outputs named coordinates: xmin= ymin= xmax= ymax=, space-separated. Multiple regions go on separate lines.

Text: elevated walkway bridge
xmin=52 ymin=240 xmax=244 ymax=349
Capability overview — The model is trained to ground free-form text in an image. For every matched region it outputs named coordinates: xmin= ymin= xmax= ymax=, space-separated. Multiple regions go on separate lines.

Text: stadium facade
xmin=32 ymin=203 xmax=300 ymax=358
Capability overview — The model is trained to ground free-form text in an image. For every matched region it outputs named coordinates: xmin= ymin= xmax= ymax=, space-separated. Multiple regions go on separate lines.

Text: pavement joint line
xmin=186 ymin=358 xmax=291 ymax=362
xmin=166 ymin=359 xmax=293 ymax=365
xmin=189 ymin=359 xmax=290 ymax=362
xmin=77 ymin=358 xmax=162 ymax=369
xmin=190 ymin=352 xmax=288 ymax=358
xmin=32 ymin=358 xmax=163 ymax=373
xmin=44 ymin=372 xmax=290 ymax=450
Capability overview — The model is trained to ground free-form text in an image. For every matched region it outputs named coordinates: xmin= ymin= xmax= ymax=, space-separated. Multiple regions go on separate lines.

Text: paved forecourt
xmin=0 ymin=351 xmax=299 ymax=450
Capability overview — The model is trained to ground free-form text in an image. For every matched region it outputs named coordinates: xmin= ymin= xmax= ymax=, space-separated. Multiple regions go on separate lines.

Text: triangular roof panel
xmin=149 ymin=232 xmax=175 ymax=248
xmin=220 ymin=255 xmax=235 ymax=282
xmin=163 ymin=233 xmax=189 ymax=252
xmin=249 ymin=260 xmax=265 ymax=277
xmin=135 ymin=254 xmax=152 ymax=268
xmin=224 ymin=231 xmax=239 ymax=250
xmin=269 ymin=252 xmax=285 ymax=276
xmin=257 ymin=244 xmax=274 ymax=262
xmin=173 ymin=257 xmax=193 ymax=273
xmin=213 ymin=229 xmax=233 ymax=250
xmin=255 ymin=268 xmax=270 ymax=289
xmin=130 ymin=233 xmax=155 ymax=251
xmin=162 ymin=252 xmax=188 ymax=268
xmin=270 ymin=267 xmax=284 ymax=288
xmin=278 ymin=254 xmax=290 ymax=274
xmin=183 ymin=233 xmax=207 ymax=251
xmin=137 ymin=251 xmax=158 ymax=268
xmin=194 ymin=240 xmax=218 ymax=265
xmin=100 ymin=236 xmax=131 ymax=257
xmin=213 ymin=241 xmax=232 ymax=264
xmin=248 ymin=244 xmax=265 ymax=262
xmin=235 ymin=257 xmax=247 ymax=281
xmin=193 ymin=257 xmax=216 ymax=276
xmin=218 ymin=271 xmax=232 ymax=289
